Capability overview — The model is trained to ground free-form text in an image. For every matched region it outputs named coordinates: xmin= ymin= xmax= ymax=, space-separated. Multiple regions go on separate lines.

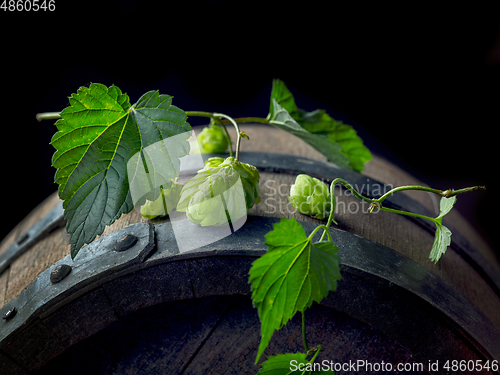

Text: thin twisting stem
xmin=185 ymin=111 xmax=243 ymax=161
xmin=379 ymin=206 xmax=439 ymax=223
xmin=375 ymin=185 xmax=444 ymax=203
xmin=332 ymin=178 xmax=378 ymax=204
xmin=376 ymin=184 xmax=486 ymax=203
xmin=317 ymin=178 xmax=486 ymax=240
xmin=214 ymin=113 xmax=241 ymax=160
xmin=320 ymin=181 xmax=337 ymax=242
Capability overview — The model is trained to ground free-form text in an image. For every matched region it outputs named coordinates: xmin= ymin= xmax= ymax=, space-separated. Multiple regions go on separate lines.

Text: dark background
xmin=1 ymin=2 xmax=499 ymax=257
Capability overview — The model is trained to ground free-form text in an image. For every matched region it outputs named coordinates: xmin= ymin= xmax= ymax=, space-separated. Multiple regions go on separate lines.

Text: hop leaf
xmin=270 ymin=79 xmax=371 ymax=172
xmin=249 ymin=218 xmax=341 ymax=363
xmin=176 ymin=157 xmax=260 ymax=226
xmin=429 ymin=196 xmax=456 ymax=263
xmin=51 ymin=83 xmax=191 ymax=258
xmin=268 ymin=99 xmax=351 ymax=171
xmin=257 ymin=352 xmax=334 ymax=374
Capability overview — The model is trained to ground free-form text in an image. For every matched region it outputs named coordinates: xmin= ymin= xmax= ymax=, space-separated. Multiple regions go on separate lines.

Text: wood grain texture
xmin=36 ymin=296 xmax=422 ymax=375
xmin=4 ymin=227 xmax=70 ymax=305
xmin=37 ymin=296 xmax=495 ymax=375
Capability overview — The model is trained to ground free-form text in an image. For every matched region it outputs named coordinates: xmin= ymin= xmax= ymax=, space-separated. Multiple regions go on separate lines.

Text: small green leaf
xmin=269 ymin=79 xmax=371 ymax=172
xmin=257 ymin=352 xmax=335 ymax=374
xmin=437 ymin=195 xmax=457 ymax=219
xmin=249 ymin=218 xmax=341 ymax=363
xmin=430 ymin=223 xmax=452 ymax=264
xmin=429 ymin=196 xmax=456 ymax=263
xmin=51 ymin=83 xmax=191 ymax=258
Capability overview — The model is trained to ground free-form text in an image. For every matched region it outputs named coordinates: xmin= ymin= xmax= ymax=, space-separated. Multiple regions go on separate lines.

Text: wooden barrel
xmin=0 ymin=124 xmax=499 ymax=374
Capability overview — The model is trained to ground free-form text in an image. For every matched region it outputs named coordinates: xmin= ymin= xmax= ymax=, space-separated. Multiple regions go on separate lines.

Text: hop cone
xmin=197 ymin=124 xmax=228 ymax=153
xmin=140 ymin=182 xmax=183 ymax=219
xmin=288 ymin=174 xmax=331 ymax=219
xmin=177 ymin=157 xmax=260 ymax=226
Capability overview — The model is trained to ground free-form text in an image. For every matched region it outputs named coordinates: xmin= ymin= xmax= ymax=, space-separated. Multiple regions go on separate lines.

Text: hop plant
xmin=176 ymin=157 xmax=260 ymax=226
xmin=140 ymin=181 xmax=184 ymax=219
xmin=197 ymin=124 xmax=228 ymax=153
xmin=288 ymin=174 xmax=332 ymax=219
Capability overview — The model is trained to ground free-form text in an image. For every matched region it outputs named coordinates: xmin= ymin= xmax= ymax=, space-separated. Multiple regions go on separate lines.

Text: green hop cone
xmin=140 ymin=182 xmax=184 ymax=219
xmin=177 ymin=157 xmax=260 ymax=226
xmin=197 ymin=124 xmax=228 ymax=154
xmin=288 ymin=174 xmax=332 ymax=220
xmin=204 ymin=156 xmax=225 ymax=168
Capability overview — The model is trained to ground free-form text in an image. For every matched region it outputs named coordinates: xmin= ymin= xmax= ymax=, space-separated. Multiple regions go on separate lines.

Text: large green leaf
xmin=269 ymin=79 xmax=371 ymax=172
xmin=269 ymin=100 xmax=352 ymax=171
xmin=269 ymin=79 xmax=300 ymax=117
xmin=249 ymin=218 xmax=341 ymax=363
xmin=298 ymin=110 xmax=372 ymax=173
xmin=51 ymin=83 xmax=191 ymax=258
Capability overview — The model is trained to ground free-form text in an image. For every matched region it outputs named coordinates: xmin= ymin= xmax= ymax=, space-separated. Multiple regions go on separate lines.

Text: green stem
xmin=379 ymin=206 xmax=439 ymax=223
xmin=185 ymin=111 xmax=245 ymax=161
xmin=317 ymin=178 xmax=487 ymax=234
xmin=220 ymin=123 xmax=233 ymax=157
xmin=185 ymin=112 xmax=269 ymax=125
xmin=316 ymin=179 xmax=486 ymax=241
xmin=36 ymin=112 xmax=61 ymax=121
xmin=331 ymin=178 xmax=378 ymax=204
xmin=185 ymin=111 xmax=214 ymax=118
xmin=308 ymin=345 xmax=322 ymax=362
xmin=213 ymin=118 xmax=233 ymax=157
xmin=375 ymin=184 xmax=486 ymax=203
xmin=228 ymin=116 xmax=269 ymax=124
xmin=160 ymin=185 xmax=168 ymax=216
xmin=302 ymin=311 xmax=309 ymax=352
xmin=214 ymin=113 xmax=241 ymax=160
xmin=375 ymin=185 xmax=444 ymax=204
xmin=309 ymin=225 xmax=330 ymax=242
xmin=441 ymin=185 xmax=486 ymax=198
xmin=320 ymin=180 xmax=338 ymax=242
xmin=319 ymin=177 xmax=378 ymax=242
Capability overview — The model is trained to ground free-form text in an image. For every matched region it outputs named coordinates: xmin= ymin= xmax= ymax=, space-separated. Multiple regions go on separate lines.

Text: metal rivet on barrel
xmin=16 ymin=232 xmax=29 ymax=245
xmin=50 ymin=264 xmax=72 ymax=284
xmin=114 ymin=234 xmax=138 ymax=252
xmin=3 ymin=307 xmax=16 ymax=321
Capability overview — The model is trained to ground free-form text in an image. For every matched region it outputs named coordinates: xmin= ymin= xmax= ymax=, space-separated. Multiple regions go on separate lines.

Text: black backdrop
xmin=1 ymin=1 xmax=499 ymax=256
